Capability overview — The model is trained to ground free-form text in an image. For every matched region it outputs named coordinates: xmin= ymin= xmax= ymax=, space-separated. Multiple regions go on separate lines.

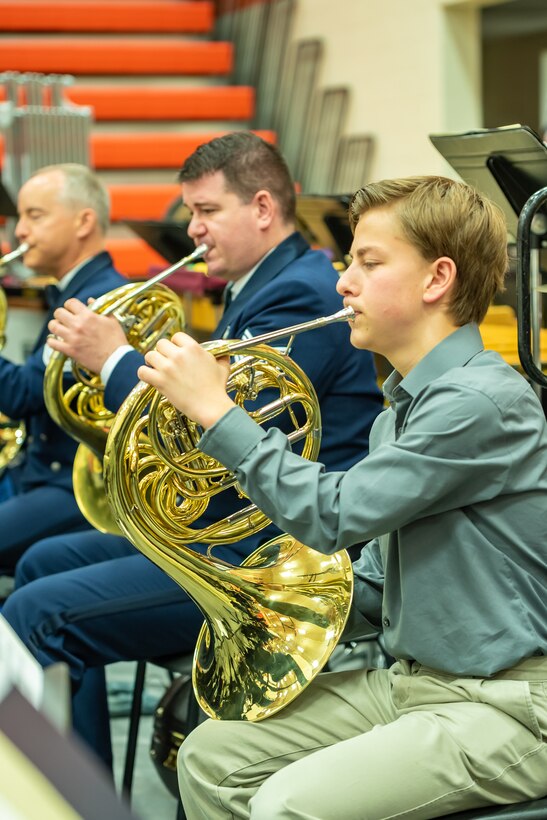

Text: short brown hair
xmin=349 ymin=176 xmax=508 ymax=325
xmin=178 ymin=131 xmax=296 ymax=224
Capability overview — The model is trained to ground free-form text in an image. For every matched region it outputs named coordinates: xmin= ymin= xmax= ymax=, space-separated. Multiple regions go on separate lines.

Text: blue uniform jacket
xmin=0 ymin=251 xmax=127 ymax=492
xmin=105 ymin=232 xmax=383 ymax=556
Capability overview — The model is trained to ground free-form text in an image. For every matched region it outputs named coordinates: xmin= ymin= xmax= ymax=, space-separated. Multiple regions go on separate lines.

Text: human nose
xmin=14 ymin=215 xmax=27 ymax=240
xmin=187 ymin=213 xmax=206 ymax=240
xmin=336 ymin=262 xmax=358 ymax=297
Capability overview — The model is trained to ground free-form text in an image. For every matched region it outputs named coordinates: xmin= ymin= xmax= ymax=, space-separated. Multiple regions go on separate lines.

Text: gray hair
xmin=31 ymin=163 xmax=110 ymax=234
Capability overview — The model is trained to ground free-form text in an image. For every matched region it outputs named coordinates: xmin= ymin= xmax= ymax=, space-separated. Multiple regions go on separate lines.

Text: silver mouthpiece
xmin=0 ymin=242 xmax=30 ymax=269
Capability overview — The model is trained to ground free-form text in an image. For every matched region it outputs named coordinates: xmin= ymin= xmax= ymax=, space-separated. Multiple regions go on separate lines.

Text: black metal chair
xmin=121 ymin=654 xmax=198 ymax=820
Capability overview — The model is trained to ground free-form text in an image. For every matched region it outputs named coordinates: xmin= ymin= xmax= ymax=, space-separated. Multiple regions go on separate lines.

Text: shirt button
xmin=40 ymin=433 xmax=48 ymax=441
xmin=50 ymin=461 xmax=62 ymax=472
xmin=382 ymin=617 xmax=390 ymax=628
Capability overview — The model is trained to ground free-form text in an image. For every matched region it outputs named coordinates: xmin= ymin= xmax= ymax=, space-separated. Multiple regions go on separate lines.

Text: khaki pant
xmin=178 ymin=657 xmax=547 ymax=820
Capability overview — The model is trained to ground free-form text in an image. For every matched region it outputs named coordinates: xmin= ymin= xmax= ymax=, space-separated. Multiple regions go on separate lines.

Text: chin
xmin=349 ymin=329 xmax=368 ymax=350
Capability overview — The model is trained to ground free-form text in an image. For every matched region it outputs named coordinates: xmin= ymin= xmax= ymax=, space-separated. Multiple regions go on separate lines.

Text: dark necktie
xmin=223 ymin=283 xmax=234 ymax=312
xmin=44 ymin=283 xmax=60 ymax=309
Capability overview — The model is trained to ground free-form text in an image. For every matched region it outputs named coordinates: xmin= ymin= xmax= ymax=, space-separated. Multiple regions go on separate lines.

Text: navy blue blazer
xmin=105 ymin=233 xmax=383 ymax=556
xmin=0 ymin=251 xmax=127 ymax=492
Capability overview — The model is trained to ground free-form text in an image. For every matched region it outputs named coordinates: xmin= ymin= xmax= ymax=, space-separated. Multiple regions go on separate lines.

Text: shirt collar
xmin=229 ymin=247 xmax=276 ymax=300
xmin=383 ymin=323 xmax=484 ymax=404
xmin=56 ymin=256 xmax=94 ymax=292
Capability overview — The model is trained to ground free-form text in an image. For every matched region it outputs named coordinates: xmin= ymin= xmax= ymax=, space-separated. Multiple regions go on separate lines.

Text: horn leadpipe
xmin=208 ymin=305 xmax=355 ymax=356
xmin=0 ymin=243 xmax=30 ymax=269
xmin=106 ymin=243 xmax=208 ymax=319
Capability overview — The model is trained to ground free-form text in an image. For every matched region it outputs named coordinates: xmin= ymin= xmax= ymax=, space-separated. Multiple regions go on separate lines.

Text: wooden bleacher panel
xmin=480 ymin=304 xmax=547 ymax=370
xmin=0 ymin=0 xmax=272 ymax=284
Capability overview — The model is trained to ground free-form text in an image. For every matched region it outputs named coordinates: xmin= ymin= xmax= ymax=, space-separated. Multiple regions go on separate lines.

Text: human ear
xmin=253 ymin=190 xmax=275 ymax=229
xmin=75 ymin=208 xmax=96 ymax=238
xmin=423 ymin=257 xmax=456 ymax=304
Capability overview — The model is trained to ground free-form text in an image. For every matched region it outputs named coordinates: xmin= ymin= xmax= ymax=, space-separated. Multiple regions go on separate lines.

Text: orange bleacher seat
xmin=0 ymin=38 xmax=232 ymax=76
xmin=64 ymin=86 xmax=255 ymax=122
xmin=91 ymin=130 xmax=276 ymax=170
xmin=0 ymin=1 xmax=214 ymax=33
xmin=108 ymin=184 xmax=181 ymax=222
xmin=105 ymin=237 xmax=171 ymax=278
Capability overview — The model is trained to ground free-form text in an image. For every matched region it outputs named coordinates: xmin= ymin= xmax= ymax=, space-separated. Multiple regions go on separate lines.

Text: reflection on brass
xmin=103 ymin=307 xmax=355 ymax=721
xmin=43 ymin=245 xmax=206 ymax=534
xmin=0 ymin=285 xmax=26 ymax=474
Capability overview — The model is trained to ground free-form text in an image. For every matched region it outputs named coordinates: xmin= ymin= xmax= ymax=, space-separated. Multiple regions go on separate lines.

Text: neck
xmin=390 ymin=315 xmax=460 ymax=378
xmin=53 ymin=241 xmax=104 ymax=281
xmin=264 ymin=222 xmax=295 ymax=254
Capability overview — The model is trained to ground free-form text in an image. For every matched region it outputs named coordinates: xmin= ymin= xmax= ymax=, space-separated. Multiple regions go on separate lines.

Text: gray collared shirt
xmin=200 ymin=324 xmax=547 ymax=676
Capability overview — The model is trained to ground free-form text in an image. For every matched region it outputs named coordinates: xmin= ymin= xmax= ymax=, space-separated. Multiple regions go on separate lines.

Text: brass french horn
xmin=103 ymin=307 xmax=355 ymax=721
xmin=0 ymin=244 xmax=29 ymax=476
xmin=43 ymin=244 xmax=207 ymax=533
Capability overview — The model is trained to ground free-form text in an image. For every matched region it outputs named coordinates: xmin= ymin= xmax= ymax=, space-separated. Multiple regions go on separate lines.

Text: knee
xmin=178 ymin=720 xmax=217 ymax=786
xmin=178 ymin=718 xmax=239 ymax=792
xmin=2 ymin=584 xmax=36 ymax=641
xmin=15 ymin=537 xmax=60 ymax=588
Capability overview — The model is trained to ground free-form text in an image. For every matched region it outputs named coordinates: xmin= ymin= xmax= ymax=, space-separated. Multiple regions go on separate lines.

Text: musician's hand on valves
xmin=47 ymin=298 xmax=128 ymax=374
xmin=139 ymin=332 xmax=234 ymax=429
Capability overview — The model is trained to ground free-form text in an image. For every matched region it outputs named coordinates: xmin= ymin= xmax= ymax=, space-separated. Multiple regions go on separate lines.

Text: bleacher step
xmin=108 ymin=183 xmax=181 ymax=221
xmin=0 ymin=38 xmax=232 ymax=76
xmin=90 ymin=129 xmax=276 ymax=169
xmin=0 ymin=1 xmax=214 ymax=33
xmin=65 ymin=85 xmax=255 ymax=122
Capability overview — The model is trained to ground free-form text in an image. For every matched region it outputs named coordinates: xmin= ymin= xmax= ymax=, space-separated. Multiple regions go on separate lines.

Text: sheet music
xmin=0 ymin=614 xmax=44 ymax=709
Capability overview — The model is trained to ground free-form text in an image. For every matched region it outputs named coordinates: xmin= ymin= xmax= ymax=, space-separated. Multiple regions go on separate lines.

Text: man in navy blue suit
xmin=3 ymin=133 xmax=383 ymax=770
xmin=0 ymin=164 xmax=126 ymax=573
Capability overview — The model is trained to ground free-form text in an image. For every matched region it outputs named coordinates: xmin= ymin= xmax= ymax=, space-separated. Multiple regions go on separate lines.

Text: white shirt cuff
xmin=100 ymin=345 xmax=134 ymax=386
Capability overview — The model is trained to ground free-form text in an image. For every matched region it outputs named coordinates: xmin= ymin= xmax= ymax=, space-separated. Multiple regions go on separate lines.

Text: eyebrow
xmin=349 ymin=244 xmax=383 ymax=259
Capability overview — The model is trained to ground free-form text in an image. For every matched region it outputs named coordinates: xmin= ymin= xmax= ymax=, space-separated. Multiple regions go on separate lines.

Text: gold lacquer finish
xmin=0 ymin=276 xmax=26 ymax=474
xmin=43 ymin=245 xmax=207 ymax=533
xmin=106 ymin=342 xmax=321 ymax=545
xmin=103 ymin=307 xmax=355 ymax=721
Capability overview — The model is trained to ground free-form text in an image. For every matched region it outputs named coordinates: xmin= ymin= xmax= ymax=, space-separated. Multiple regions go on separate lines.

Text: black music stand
xmin=126 ymin=195 xmax=353 ymax=269
xmin=124 ymin=219 xmax=195 ymax=265
xmin=430 ymin=125 xmax=547 ymax=394
xmin=124 ymin=219 xmax=225 ymax=303
xmin=0 ymin=175 xmax=17 ymax=219
xmin=429 ymin=124 xmax=547 ymax=240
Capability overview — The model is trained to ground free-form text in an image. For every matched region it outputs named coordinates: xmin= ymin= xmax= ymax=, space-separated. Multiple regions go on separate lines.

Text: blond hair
xmin=349 ymin=176 xmax=508 ymax=325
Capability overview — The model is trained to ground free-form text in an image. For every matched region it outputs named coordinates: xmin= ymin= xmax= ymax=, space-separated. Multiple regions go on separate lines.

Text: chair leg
xmin=122 ymin=659 xmax=147 ymax=801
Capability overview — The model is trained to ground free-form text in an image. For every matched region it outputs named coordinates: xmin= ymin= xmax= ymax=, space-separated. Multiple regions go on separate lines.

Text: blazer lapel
xmin=215 ymin=233 xmax=308 ymax=339
xmin=33 ymin=252 xmax=115 ymax=351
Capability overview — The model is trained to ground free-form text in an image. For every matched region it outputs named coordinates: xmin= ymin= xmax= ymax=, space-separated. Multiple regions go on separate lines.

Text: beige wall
xmin=288 ymin=0 xmax=485 ymax=180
